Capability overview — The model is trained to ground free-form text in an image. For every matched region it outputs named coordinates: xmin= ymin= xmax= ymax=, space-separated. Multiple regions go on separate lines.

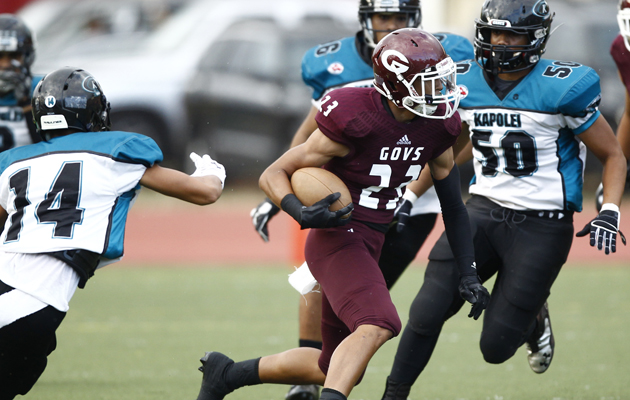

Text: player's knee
xmin=479 ymin=328 xmax=519 ymax=364
xmin=407 ymin=265 xmax=462 ymax=336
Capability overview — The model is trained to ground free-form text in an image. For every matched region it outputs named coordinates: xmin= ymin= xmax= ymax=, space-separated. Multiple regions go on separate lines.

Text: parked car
xmin=20 ymin=0 xmax=356 ymax=171
xmin=183 ymin=10 xmax=358 ymax=183
xmin=20 ymin=0 xmax=196 ymax=167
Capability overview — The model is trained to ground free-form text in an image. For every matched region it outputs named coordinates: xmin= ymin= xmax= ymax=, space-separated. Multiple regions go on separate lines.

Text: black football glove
xmin=394 ymin=199 xmax=413 ymax=233
xmin=250 ymin=198 xmax=280 ymax=242
xmin=576 ymin=209 xmax=626 ymax=255
xmin=300 ymin=193 xmax=353 ymax=229
xmin=281 ymin=193 xmax=353 ymax=229
xmin=458 ymin=273 xmax=490 ymax=320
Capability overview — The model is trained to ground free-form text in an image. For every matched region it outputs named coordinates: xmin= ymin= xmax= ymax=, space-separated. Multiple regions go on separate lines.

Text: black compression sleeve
xmin=281 ymin=194 xmax=304 ymax=225
xmin=432 ymin=164 xmax=476 ymax=277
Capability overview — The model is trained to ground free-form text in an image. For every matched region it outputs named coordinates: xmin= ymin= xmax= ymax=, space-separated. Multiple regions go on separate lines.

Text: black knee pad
xmin=478 ymin=290 xmax=534 ymax=364
xmin=407 ymin=260 xmax=464 ymax=336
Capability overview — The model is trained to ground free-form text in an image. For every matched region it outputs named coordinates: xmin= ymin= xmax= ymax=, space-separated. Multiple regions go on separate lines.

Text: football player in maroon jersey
xmin=595 ymin=0 xmax=630 ymax=211
xmin=194 ymin=28 xmax=489 ymax=400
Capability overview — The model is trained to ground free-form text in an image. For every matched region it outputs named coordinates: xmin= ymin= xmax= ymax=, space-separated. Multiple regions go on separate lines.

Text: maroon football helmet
xmin=372 ymin=28 xmax=463 ymax=119
xmin=619 ymin=0 xmax=630 ymax=51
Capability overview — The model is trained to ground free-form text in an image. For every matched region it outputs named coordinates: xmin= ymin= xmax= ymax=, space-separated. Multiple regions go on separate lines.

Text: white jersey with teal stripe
xmin=301 ymin=32 xmax=474 ymax=214
xmin=457 ymin=59 xmax=601 ymax=212
xmin=0 ymin=130 xmax=163 ymax=261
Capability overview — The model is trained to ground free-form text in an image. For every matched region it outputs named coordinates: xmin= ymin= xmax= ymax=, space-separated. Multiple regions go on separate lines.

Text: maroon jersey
xmin=315 ymin=87 xmax=461 ymax=225
xmin=611 ymin=34 xmax=630 ymax=95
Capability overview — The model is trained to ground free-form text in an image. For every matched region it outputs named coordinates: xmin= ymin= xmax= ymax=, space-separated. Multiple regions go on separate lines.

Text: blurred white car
xmin=20 ymin=0 xmax=358 ymax=169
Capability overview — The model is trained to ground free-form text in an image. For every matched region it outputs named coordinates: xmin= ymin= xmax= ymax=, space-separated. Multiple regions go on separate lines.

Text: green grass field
xmin=22 ymin=262 xmax=630 ymax=400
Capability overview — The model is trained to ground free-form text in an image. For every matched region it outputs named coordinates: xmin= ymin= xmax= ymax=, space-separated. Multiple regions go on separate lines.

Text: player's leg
xmin=378 ymin=213 xmax=438 ymax=289
xmin=477 ymin=213 xmax=573 ymax=372
xmin=381 ymin=256 xmax=463 ymax=400
xmin=308 ymin=221 xmax=401 ymax=398
xmin=286 ymin=292 xmax=323 ymax=400
xmin=196 ymin=347 xmax=325 ymax=400
xmin=0 ymin=282 xmax=65 ymax=399
xmin=382 ymin=197 xmax=499 ymax=400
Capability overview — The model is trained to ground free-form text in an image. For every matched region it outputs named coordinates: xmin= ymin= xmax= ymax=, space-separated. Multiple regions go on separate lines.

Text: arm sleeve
xmin=433 ymin=164 xmax=477 ymax=277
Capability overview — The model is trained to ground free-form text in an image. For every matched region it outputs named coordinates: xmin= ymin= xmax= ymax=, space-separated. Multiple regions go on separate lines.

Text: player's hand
xmin=458 ymin=274 xmax=490 ymax=320
xmin=299 ymin=192 xmax=353 ymax=229
xmin=576 ymin=205 xmax=626 ymax=255
xmin=393 ymin=199 xmax=413 ymax=233
xmin=190 ymin=152 xmax=226 ymax=188
xmin=250 ymin=198 xmax=280 ymax=242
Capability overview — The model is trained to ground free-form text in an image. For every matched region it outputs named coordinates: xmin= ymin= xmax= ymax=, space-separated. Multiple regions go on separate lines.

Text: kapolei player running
xmin=248 ymin=2 xmax=475 ymax=398
xmin=0 ymin=67 xmax=226 ymax=399
xmin=194 ymin=28 xmax=490 ymax=400
xmin=381 ymin=1 xmax=627 ymax=399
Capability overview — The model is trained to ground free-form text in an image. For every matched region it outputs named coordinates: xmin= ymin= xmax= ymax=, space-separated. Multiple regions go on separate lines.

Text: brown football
xmin=291 ymin=167 xmax=352 ymax=218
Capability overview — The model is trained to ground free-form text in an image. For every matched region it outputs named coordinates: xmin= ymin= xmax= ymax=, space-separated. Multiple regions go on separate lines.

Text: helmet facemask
xmin=475 ymin=24 xmax=548 ymax=75
xmin=359 ymin=0 xmax=422 ymax=49
xmin=375 ymin=56 xmax=463 ymax=119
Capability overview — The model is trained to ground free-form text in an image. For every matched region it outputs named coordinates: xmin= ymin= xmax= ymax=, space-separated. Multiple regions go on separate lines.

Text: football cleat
xmin=196 ymin=352 xmax=235 ymax=400
xmin=525 ymin=302 xmax=555 ymax=374
xmin=381 ymin=376 xmax=412 ymax=400
xmin=285 ymin=384 xmax=320 ymax=400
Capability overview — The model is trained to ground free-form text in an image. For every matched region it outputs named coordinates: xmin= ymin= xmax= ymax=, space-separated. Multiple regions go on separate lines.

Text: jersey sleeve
xmin=435 ymin=33 xmax=475 ymax=62
xmin=112 ymin=133 xmax=164 ymax=167
xmin=301 ymin=47 xmax=327 ymax=101
xmin=431 ymin=112 xmax=461 ymax=159
xmin=557 ymin=68 xmax=601 ymax=134
xmin=315 ymin=91 xmax=351 ymax=147
xmin=315 ymin=88 xmax=377 ymax=150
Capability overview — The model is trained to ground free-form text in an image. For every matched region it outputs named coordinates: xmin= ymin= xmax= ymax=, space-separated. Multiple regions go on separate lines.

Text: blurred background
xmin=1 ymin=0 xmax=622 ymax=189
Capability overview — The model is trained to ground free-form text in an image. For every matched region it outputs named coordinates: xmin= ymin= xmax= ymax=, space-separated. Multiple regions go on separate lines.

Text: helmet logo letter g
xmin=381 ymin=49 xmax=410 ymax=74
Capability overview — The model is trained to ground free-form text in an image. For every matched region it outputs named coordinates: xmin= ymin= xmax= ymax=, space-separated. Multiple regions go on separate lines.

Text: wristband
xmin=281 ymin=194 xmax=304 ymax=225
xmin=600 ymin=203 xmax=620 ymax=213
xmin=402 ymin=188 xmax=419 ymax=204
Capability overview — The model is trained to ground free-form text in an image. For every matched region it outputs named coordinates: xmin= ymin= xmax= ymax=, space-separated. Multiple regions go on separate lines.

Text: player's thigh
xmin=305 ymin=222 xmax=400 ymax=334
xmin=496 ymin=217 xmax=573 ymax=311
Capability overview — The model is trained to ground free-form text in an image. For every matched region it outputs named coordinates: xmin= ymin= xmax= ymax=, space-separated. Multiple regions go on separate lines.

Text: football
xmin=291 ymin=167 xmax=352 ymax=218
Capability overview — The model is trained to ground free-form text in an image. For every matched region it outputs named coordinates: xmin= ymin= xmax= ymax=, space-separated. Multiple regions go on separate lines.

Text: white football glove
xmin=189 ymin=152 xmax=226 ymax=188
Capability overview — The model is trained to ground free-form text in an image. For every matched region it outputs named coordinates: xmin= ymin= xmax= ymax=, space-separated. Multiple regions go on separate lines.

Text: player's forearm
xmin=601 ymin=151 xmax=627 ymax=207
xmin=259 ymin=165 xmax=294 ymax=208
xmin=405 ymin=167 xmax=433 ymax=198
xmin=433 ymin=165 xmax=476 ymax=277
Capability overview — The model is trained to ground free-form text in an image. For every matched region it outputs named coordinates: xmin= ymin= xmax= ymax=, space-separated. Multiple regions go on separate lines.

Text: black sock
xmin=226 ymin=357 xmax=262 ymax=389
xmin=320 ymin=388 xmax=347 ymax=400
xmin=299 ymin=339 xmax=322 ymax=350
